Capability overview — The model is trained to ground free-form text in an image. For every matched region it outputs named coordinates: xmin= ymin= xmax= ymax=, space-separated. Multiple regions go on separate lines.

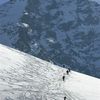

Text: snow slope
xmin=0 ymin=44 xmax=100 ymax=100
xmin=0 ymin=0 xmax=9 ymax=5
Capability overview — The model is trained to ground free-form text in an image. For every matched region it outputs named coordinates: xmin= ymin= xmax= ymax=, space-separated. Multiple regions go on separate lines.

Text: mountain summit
xmin=0 ymin=44 xmax=100 ymax=100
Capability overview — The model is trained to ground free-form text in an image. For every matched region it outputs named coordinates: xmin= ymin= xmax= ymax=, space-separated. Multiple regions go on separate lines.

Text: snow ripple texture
xmin=0 ymin=44 xmax=100 ymax=100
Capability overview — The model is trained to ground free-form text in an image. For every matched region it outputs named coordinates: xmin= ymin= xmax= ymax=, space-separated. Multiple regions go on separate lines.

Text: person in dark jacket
xmin=62 ymin=75 xmax=65 ymax=81
xmin=64 ymin=96 xmax=66 ymax=100
xmin=68 ymin=67 xmax=71 ymax=72
xmin=66 ymin=69 xmax=69 ymax=75
xmin=62 ymin=64 xmax=66 ymax=68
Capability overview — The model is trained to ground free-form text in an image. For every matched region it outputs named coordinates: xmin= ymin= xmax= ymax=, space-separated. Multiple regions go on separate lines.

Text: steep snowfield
xmin=0 ymin=44 xmax=100 ymax=100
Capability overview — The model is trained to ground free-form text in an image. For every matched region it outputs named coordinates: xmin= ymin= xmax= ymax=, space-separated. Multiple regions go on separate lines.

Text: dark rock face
xmin=0 ymin=0 xmax=100 ymax=78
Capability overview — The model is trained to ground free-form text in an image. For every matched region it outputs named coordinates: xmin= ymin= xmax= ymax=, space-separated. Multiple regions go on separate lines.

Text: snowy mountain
xmin=0 ymin=0 xmax=100 ymax=78
xmin=0 ymin=43 xmax=100 ymax=100
xmin=0 ymin=0 xmax=9 ymax=5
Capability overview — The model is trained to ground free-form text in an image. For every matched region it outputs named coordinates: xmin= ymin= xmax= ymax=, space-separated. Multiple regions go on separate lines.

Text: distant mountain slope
xmin=0 ymin=0 xmax=100 ymax=78
xmin=0 ymin=0 xmax=9 ymax=5
xmin=0 ymin=44 xmax=100 ymax=100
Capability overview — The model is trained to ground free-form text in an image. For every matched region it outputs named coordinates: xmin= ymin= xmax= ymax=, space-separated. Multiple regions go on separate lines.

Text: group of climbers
xmin=62 ymin=64 xmax=71 ymax=82
xmin=62 ymin=64 xmax=71 ymax=100
xmin=49 ymin=61 xmax=71 ymax=100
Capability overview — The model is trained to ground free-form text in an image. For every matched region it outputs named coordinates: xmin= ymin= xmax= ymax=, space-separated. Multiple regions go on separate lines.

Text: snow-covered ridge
xmin=0 ymin=44 xmax=100 ymax=100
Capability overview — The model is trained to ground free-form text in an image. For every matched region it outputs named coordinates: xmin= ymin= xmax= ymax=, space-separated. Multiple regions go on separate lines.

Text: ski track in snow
xmin=0 ymin=44 xmax=100 ymax=100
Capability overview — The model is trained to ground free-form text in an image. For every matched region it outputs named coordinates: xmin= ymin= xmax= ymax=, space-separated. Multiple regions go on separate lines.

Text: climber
xmin=68 ymin=67 xmax=71 ymax=72
xmin=62 ymin=75 xmax=65 ymax=81
xmin=62 ymin=64 xmax=66 ymax=68
xmin=66 ymin=69 xmax=69 ymax=75
xmin=64 ymin=96 xmax=66 ymax=100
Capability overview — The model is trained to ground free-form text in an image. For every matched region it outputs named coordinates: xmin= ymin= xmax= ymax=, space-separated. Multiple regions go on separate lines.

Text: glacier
xmin=0 ymin=43 xmax=100 ymax=100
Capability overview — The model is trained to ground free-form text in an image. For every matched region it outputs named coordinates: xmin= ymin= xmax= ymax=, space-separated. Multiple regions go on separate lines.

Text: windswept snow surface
xmin=0 ymin=0 xmax=9 ymax=5
xmin=0 ymin=44 xmax=100 ymax=100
